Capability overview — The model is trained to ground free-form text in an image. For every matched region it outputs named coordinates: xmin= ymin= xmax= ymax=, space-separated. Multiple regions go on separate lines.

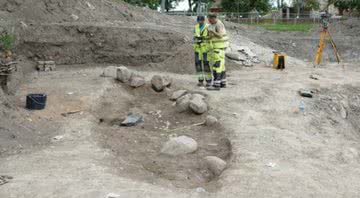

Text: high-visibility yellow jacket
xmin=208 ymin=20 xmax=229 ymax=50
xmin=193 ymin=23 xmax=209 ymax=53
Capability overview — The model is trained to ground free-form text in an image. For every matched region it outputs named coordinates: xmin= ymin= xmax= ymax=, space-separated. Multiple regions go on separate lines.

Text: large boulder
xmin=161 ymin=136 xmax=198 ymax=156
xmin=189 ymin=94 xmax=208 ymax=114
xmin=176 ymin=94 xmax=192 ymax=113
xmin=116 ymin=66 xmax=132 ymax=83
xmin=170 ymin=90 xmax=188 ymax=101
xmin=151 ymin=75 xmax=172 ymax=92
xmin=129 ymin=74 xmax=146 ymax=88
xmin=203 ymin=156 xmax=227 ymax=176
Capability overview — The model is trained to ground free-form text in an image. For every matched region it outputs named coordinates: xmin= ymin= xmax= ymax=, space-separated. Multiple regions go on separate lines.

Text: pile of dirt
xmin=0 ymin=0 xmax=195 ymax=74
xmin=0 ymin=0 xmax=177 ymax=24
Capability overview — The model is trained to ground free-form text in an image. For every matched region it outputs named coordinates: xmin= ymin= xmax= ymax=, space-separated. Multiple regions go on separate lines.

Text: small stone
xmin=161 ymin=136 xmax=198 ymax=156
xmin=176 ymin=94 xmax=192 ymax=112
xmin=203 ymin=156 xmax=227 ymax=176
xmin=101 ymin=66 xmax=117 ymax=77
xmin=299 ymin=89 xmax=313 ymax=98
xmin=189 ymin=95 xmax=208 ymax=114
xmin=129 ymin=75 xmax=145 ymax=88
xmin=225 ymin=52 xmax=246 ymax=61
xmin=195 ymin=187 xmax=206 ymax=193
xmin=116 ymin=66 xmax=132 ymax=83
xmin=205 ymin=115 xmax=218 ymax=126
xmin=20 ymin=21 xmax=28 ymax=28
xmin=170 ymin=90 xmax=187 ymax=101
xmin=106 ymin=193 xmax=120 ymax=198
xmin=70 ymin=14 xmax=79 ymax=21
xmin=151 ymin=75 xmax=172 ymax=92
xmin=310 ymin=74 xmax=320 ymax=80
xmin=340 ymin=105 xmax=347 ymax=119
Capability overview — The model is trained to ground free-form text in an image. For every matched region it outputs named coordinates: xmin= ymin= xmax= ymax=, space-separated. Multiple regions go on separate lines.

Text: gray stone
xmin=176 ymin=94 xmax=192 ymax=113
xmin=161 ymin=136 xmax=198 ymax=156
xmin=151 ymin=75 xmax=172 ymax=92
xmin=204 ymin=156 xmax=227 ymax=176
xmin=70 ymin=14 xmax=79 ymax=21
xmin=37 ymin=60 xmax=56 ymax=72
xmin=299 ymin=89 xmax=313 ymax=98
xmin=226 ymin=52 xmax=246 ymax=61
xmin=129 ymin=75 xmax=145 ymax=88
xmin=205 ymin=115 xmax=218 ymax=126
xmin=116 ymin=66 xmax=132 ymax=83
xmin=101 ymin=66 xmax=117 ymax=78
xmin=170 ymin=90 xmax=188 ymax=101
xmin=189 ymin=95 xmax=208 ymax=114
xmin=191 ymin=93 xmax=206 ymax=100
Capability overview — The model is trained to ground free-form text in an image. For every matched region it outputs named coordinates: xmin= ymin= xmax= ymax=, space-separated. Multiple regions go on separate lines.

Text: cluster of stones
xmin=37 ymin=61 xmax=56 ymax=72
xmin=105 ymin=66 xmax=228 ymax=177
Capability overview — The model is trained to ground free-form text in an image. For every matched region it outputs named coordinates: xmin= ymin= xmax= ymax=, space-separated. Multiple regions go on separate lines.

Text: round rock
xmin=203 ymin=156 xmax=227 ymax=176
xmin=161 ymin=136 xmax=198 ymax=156
xmin=176 ymin=94 xmax=192 ymax=113
xmin=151 ymin=75 xmax=172 ymax=92
xmin=189 ymin=95 xmax=208 ymax=114
xmin=205 ymin=115 xmax=218 ymax=126
xmin=116 ymin=66 xmax=132 ymax=83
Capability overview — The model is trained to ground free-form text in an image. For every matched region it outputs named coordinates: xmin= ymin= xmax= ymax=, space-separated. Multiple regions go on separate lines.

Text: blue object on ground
xmin=120 ymin=113 xmax=144 ymax=126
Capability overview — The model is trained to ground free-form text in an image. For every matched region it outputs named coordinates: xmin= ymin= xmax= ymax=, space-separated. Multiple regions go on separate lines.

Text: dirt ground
xmin=1 ymin=0 xmax=360 ymax=197
xmin=236 ymin=18 xmax=360 ymax=63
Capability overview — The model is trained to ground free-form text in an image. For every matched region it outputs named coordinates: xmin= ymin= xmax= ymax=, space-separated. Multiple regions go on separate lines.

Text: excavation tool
xmin=314 ymin=12 xmax=341 ymax=66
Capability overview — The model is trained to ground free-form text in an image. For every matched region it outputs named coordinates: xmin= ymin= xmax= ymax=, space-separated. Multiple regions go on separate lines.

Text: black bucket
xmin=26 ymin=94 xmax=47 ymax=110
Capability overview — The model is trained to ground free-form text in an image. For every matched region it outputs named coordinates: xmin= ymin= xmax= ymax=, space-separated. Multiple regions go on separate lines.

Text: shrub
xmin=0 ymin=32 xmax=16 ymax=51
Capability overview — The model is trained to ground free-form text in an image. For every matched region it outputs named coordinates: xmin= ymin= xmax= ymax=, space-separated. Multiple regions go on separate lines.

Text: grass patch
xmin=255 ymin=23 xmax=315 ymax=32
xmin=0 ymin=32 xmax=16 ymax=51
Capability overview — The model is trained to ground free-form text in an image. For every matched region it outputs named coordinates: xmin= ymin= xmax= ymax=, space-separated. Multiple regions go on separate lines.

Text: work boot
xmin=207 ymin=85 xmax=221 ymax=91
xmin=206 ymin=86 xmax=220 ymax=91
xmin=205 ymin=81 xmax=212 ymax=88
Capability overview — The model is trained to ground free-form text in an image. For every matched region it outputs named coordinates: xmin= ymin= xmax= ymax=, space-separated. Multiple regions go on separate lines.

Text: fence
xmin=166 ymin=11 xmax=354 ymax=24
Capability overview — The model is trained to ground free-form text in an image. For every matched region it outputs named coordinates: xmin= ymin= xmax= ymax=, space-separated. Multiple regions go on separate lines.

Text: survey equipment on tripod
xmin=314 ymin=11 xmax=341 ymax=66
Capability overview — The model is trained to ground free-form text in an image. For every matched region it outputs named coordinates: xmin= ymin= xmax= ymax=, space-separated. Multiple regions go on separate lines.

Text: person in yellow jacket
xmin=193 ymin=16 xmax=212 ymax=87
xmin=207 ymin=13 xmax=229 ymax=90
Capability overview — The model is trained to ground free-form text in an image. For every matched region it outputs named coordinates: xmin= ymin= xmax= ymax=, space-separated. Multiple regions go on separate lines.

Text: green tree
xmin=304 ymin=0 xmax=320 ymax=10
xmin=123 ymin=0 xmax=181 ymax=11
xmin=221 ymin=0 xmax=271 ymax=13
xmin=328 ymin=0 xmax=360 ymax=14
xmin=123 ymin=0 xmax=160 ymax=9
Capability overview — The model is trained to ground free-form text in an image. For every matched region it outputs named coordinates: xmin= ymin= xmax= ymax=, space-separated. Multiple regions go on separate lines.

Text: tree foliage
xmin=304 ymin=0 xmax=320 ymax=10
xmin=221 ymin=0 xmax=271 ymax=13
xmin=123 ymin=0 xmax=160 ymax=9
xmin=329 ymin=0 xmax=360 ymax=14
xmin=123 ymin=0 xmax=181 ymax=11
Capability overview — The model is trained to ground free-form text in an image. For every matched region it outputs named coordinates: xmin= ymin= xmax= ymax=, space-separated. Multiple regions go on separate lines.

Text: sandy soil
xmin=0 ymin=59 xmax=360 ymax=197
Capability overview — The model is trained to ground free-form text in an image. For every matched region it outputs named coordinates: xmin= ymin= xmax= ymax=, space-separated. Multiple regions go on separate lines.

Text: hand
xmin=208 ymin=29 xmax=216 ymax=34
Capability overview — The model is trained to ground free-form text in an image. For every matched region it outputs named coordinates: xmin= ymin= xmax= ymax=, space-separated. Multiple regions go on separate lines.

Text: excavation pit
xmin=93 ymin=83 xmax=232 ymax=190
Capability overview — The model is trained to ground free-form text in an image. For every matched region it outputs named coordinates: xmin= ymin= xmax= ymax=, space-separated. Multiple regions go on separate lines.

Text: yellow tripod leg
xmin=314 ymin=31 xmax=326 ymax=65
xmin=328 ymin=31 xmax=341 ymax=63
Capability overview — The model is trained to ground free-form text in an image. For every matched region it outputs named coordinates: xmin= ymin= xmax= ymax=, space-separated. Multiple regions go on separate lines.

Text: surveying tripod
xmin=314 ymin=13 xmax=341 ymax=65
